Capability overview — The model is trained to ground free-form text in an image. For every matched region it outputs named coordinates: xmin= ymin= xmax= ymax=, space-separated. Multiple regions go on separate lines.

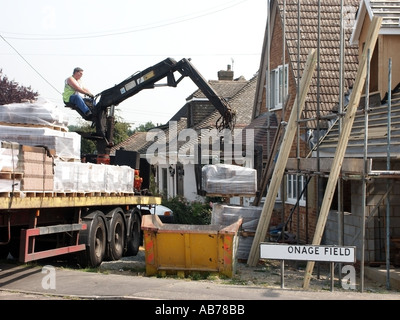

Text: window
xmin=286 ymin=174 xmax=307 ymax=206
xmin=270 ymin=64 xmax=288 ymax=110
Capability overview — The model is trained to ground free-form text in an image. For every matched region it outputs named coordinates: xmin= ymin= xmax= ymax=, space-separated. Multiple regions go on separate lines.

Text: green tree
xmin=68 ymin=121 xmax=96 ymax=155
xmin=161 ymin=196 xmax=212 ymax=225
xmin=132 ymin=121 xmax=158 ymax=133
xmin=68 ymin=116 xmax=134 ymax=155
xmin=0 ymin=69 xmax=38 ymax=104
xmin=114 ymin=120 xmax=132 ymax=145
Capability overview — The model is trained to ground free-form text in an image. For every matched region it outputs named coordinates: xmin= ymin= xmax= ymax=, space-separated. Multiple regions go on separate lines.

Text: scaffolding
xmin=250 ymin=0 xmax=398 ymax=292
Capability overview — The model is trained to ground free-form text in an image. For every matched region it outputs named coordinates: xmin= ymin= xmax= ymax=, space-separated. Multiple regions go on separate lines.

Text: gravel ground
xmin=98 ymin=247 xmax=399 ymax=294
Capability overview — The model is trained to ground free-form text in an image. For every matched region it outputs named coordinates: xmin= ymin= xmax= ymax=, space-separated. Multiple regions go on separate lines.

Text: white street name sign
xmin=260 ymin=243 xmax=356 ymax=263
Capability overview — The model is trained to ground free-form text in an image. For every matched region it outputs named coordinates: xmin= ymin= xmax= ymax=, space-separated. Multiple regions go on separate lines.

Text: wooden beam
xmin=302 ymin=16 xmax=383 ymax=289
xmin=252 ymin=121 xmax=284 ymax=206
xmin=286 ymin=158 xmax=369 ymax=174
xmin=247 ymin=49 xmax=318 ymax=267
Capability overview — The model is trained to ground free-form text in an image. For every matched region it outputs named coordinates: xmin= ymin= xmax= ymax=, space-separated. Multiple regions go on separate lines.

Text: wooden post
xmin=302 ymin=16 xmax=382 ymax=289
xmin=247 ymin=49 xmax=318 ymax=267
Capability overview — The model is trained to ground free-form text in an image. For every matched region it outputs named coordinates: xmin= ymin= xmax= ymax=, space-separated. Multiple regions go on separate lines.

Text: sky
xmin=0 ymin=0 xmax=268 ymax=129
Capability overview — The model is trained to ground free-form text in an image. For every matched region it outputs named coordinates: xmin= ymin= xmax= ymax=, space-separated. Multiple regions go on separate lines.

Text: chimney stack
xmin=218 ymin=65 xmax=234 ymax=81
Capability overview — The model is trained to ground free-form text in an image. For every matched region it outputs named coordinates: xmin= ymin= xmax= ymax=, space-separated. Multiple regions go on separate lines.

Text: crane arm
xmin=89 ymin=57 xmax=236 ymax=156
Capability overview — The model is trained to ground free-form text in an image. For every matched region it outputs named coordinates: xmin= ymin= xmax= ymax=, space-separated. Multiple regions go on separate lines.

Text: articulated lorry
xmin=0 ymin=57 xmax=234 ymax=267
xmin=0 ymin=141 xmax=161 ymax=267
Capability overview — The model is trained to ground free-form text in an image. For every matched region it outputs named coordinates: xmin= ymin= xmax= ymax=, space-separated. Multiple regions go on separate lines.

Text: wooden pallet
xmin=0 ymin=171 xmax=23 ymax=180
xmin=0 ymin=122 xmax=67 ymax=132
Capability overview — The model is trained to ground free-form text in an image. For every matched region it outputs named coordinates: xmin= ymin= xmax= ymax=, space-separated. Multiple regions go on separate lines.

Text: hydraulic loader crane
xmin=72 ymin=57 xmax=236 ymax=163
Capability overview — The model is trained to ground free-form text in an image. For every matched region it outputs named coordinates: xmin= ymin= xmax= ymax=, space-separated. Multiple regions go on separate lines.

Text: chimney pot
xmin=218 ymin=65 xmax=234 ymax=81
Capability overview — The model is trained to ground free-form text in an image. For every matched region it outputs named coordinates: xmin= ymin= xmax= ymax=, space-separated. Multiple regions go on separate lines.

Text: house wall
xmin=269 ymin=6 xmax=310 ymax=160
xmin=183 ymin=163 xmax=200 ymax=202
xmin=325 ymin=180 xmax=400 ymax=263
xmin=156 ymin=164 xmax=175 ymax=198
xmin=268 ymin=6 xmax=319 ymax=242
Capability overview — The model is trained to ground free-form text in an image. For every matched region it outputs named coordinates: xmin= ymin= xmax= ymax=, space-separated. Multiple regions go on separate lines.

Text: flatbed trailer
xmin=0 ymin=192 xmax=161 ymax=267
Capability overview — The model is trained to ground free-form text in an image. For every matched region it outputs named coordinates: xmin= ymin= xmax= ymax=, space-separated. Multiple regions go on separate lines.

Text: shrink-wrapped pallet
xmin=0 ymin=126 xmax=81 ymax=161
xmin=0 ymin=143 xmax=54 ymax=192
xmin=53 ymin=161 xmax=77 ymax=191
xmin=18 ymin=145 xmax=54 ymax=191
xmin=0 ymin=97 xmax=68 ymax=128
xmin=54 ymin=160 xmax=134 ymax=194
xmin=202 ymin=164 xmax=257 ymax=195
xmin=105 ymin=165 xmax=135 ymax=193
xmin=88 ymin=163 xmax=107 ymax=192
xmin=211 ymin=204 xmax=262 ymax=260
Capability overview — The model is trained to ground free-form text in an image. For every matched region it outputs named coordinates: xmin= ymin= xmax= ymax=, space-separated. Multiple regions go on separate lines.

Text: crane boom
xmin=87 ymin=57 xmax=236 ymax=159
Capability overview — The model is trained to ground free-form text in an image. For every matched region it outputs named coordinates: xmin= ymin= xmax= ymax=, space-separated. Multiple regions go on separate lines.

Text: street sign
xmin=260 ymin=243 xmax=356 ymax=263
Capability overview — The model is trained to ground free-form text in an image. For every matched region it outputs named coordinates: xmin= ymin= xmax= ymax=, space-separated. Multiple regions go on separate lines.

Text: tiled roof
xmin=367 ymin=0 xmax=400 ymax=28
xmin=193 ymin=74 xmax=258 ymax=130
xmin=277 ymin=0 xmax=360 ymax=128
xmin=158 ymin=74 xmax=258 ymax=163
xmin=114 ymin=74 xmax=256 ymax=159
xmin=187 ymin=78 xmax=248 ymax=101
xmin=111 ymin=117 xmax=189 ymax=157
xmin=351 ymin=0 xmax=400 ymax=44
xmin=110 ymin=131 xmax=150 ymax=154
xmin=168 ymin=77 xmax=250 ymax=124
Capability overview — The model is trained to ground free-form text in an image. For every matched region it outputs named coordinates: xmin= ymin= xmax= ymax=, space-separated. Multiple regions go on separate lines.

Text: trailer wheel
xmin=78 ymin=213 xmax=106 ymax=268
xmin=90 ymin=215 xmax=107 ymax=266
xmin=0 ymin=244 xmax=9 ymax=259
xmin=126 ymin=212 xmax=141 ymax=256
xmin=107 ymin=213 xmax=125 ymax=261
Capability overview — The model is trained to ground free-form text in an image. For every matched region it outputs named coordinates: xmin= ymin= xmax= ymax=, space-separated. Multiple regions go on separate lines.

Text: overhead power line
xmin=1 ymin=0 xmax=247 ymax=41
xmin=0 ymin=34 xmax=62 ymax=95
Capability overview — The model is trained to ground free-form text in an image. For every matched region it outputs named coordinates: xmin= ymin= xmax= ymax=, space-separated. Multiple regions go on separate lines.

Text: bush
xmin=0 ymin=69 xmax=38 ymax=105
xmin=161 ymin=196 xmax=212 ymax=225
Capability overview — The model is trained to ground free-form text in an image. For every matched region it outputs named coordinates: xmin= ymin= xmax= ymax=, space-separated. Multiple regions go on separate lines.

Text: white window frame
xmin=286 ymin=174 xmax=306 ymax=207
xmin=270 ymin=64 xmax=288 ymax=110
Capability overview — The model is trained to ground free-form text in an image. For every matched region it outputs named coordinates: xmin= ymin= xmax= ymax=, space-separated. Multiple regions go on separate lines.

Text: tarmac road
xmin=0 ymin=261 xmax=399 ymax=301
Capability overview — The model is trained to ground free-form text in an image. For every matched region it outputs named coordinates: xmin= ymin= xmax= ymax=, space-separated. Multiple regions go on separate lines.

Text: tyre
xmin=78 ymin=212 xmax=107 ymax=268
xmin=107 ymin=212 xmax=125 ymax=261
xmin=126 ymin=212 xmax=141 ymax=256
xmin=0 ymin=243 xmax=9 ymax=260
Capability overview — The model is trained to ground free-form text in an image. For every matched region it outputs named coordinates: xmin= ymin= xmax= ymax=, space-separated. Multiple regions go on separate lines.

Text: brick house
xmin=252 ymin=0 xmax=359 ymax=243
xmin=111 ymin=66 xmax=256 ymax=202
xmin=254 ymin=0 xmax=400 ymax=265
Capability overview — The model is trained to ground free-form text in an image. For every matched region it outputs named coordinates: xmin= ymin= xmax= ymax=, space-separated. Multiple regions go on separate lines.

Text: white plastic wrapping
xmin=0 ymin=141 xmax=19 ymax=172
xmin=0 ymin=179 xmax=20 ymax=192
xmin=0 ymin=97 xmax=68 ymax=128
xmin=53 ymin=160 xmax=134 ymax=193
xmin=202 ymin=163 xmax=257 ymax=195
xmin=0 ymin=141 xmax=21 ymax=192
xmin=0 ymin=126 xmax=81 ymax=161
xmin=105 ymin=165 xmax=135 ymax=193
xmin=211 ymin=203 xmax=262 ymax=260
